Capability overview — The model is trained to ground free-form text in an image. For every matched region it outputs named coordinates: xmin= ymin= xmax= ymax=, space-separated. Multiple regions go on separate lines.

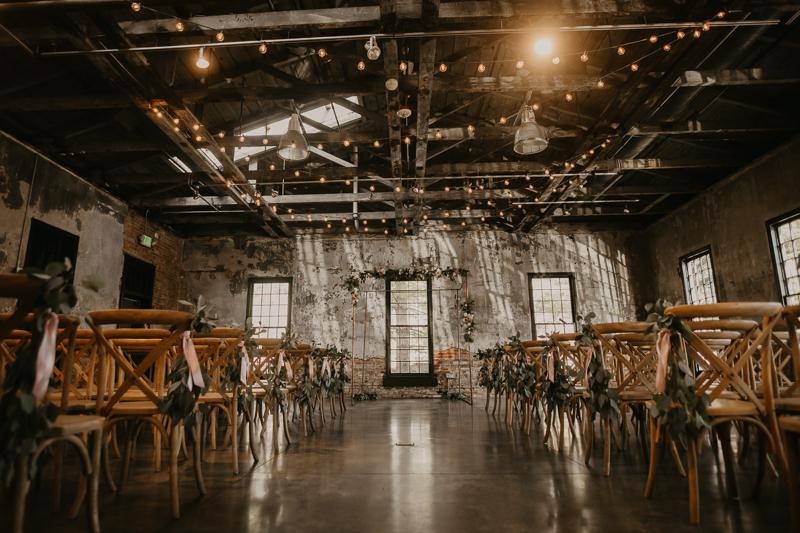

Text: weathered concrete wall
xmin=0 ymin=131 xmax=127 ymax=316
xmin=182 ymin=230 xmax=644 ymax=396
xmin=642 ymin=133 xmax=800 ymax=305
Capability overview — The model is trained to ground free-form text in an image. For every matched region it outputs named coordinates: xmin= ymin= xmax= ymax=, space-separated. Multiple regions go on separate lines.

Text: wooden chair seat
xmin=778 ymin=416 xmax=800 ymax=434
xmin=61 ymin=399 xmax=98 ymax=413
xmin=106 ymin=401 xmax=162 ymax=416
xmin=47 ymin=415 xmax=106 ymax=437
xmin=199 ymin=392 xmax=228 ymax=403
xmin=618 ymin=389 xmax=652 ymax=401
xmin=774 ymin=398 xmax=800 ymax=412
xmin=707 ymin=398 xmax=760 ymax=417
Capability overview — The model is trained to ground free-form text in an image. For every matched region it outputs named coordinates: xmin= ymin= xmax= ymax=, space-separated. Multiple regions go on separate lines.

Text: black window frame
xmin=679 ymin=245 xmax=720 ymax=305
xmin=383 ymin=278 xmax=437 ymax=387
xmin=23 ymin=218 xmax=80 ymax=271
xmin=246 ymin=277 xmax=293 ymax=338
xmin=767 ymin=206 xmax=800 ymax=305
xmin=527 ymin=273 xmax=578 ymax=341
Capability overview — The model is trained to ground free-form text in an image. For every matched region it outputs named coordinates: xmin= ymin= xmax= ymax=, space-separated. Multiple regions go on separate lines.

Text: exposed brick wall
xmin=349 ymin=349 xmax=483 ymax=399
xmin=122 ymin=209 xmax=183 ymax=310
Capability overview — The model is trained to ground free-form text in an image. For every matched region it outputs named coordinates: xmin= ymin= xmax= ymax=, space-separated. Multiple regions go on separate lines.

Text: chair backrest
xmin=87 ymin=310 xmax=193 ymax=415
xmin=665 ymin=303 xmax=783 ymax=412
xmin=195 ymin=328 xmax=246 ymax=395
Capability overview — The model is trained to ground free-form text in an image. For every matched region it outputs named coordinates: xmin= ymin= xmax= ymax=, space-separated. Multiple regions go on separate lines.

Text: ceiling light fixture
xmin=196 ymin=47 xmax=209 ymax=69
xmin=365 ymin=36 xmax=381 ymax=60
xmin=277 ymin=114 xmax=309 ymax=161
xmin=534 ymin=38 xmax=553 ymax=55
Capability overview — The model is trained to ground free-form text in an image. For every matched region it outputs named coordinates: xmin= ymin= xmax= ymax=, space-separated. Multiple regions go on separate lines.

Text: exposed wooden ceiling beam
xmin=673 ymin=69 xmax=800 ymax=87
xmin=629 ymin=119 xmax=799 ymax=135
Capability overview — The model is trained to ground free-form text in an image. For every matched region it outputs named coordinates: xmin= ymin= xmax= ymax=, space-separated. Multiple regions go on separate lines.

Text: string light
xmin=220 ymin=147 xmax=226 ymax=152
xmin=385 ymin=229 xmax=389 ymax=234
xmin=516 ymin=60 xmax=524 ymax=69
xmin=374 ymin=140 xmax=380 ymax=147
xmin=650 ymin=35 xmax=658 ymax=43
xmin=499 ymin=117 xmax=506 ymax=124
xmin=193 ymin=124 xmax=200 ymax=130
xmin=358 ymin=61 xmax=365 ymax=70
xmin=445 ymin=212 xmax=449 ymax=217
xmin=174 ymin=126 xmax=179 ymax=132
xmin=318 ymin=48 xmax=326 ymax=57
xmin=317 ymin=143 xmax=323 ymax=149
xmin=423 ymin=214 xmax=428 ymax=220
xmin=239 ymin=135 xmax=245 ymax=142
xmin=381 ymin=219 xmax=386 ymax=223
xmin=532 ymin=104 xmax=539 ymax=110
xmin=343 ymin=140 xmax=350 ymax=147
xmin=478 ymin=63 xmax=486 ymax=72
xmin=241 ymin=192 xmax=247 ymax=199
xmin=504 ymin=180 xmax=509 ymax=185
xmin=342 ymin=218 xmax=346 ymax=223
xmin=717 ymin=10 xmax=725 ymax=18
xmin=580 ymin=52 xmax=588 ymax=62
xmin=155 ymin=110 xmax=163 ymax=117
xmin=395 ymin=186 xmax=401 ymax=192
xmin=131 ymin=2 xmax=140 ymax=10
xmin=663 ymin=44 xmax=671 ymax=51
xmin=259 ymin=43 xmax=267 ymax=54
xmin=526 ymin=174 xmax=531 ymax=180
xmin=369 ymin=185 xmax=375 ymax=191
xmin=481 ymin=217 xmax=485 ymax=222
xmin=552 ymin=57 xmax=560 ymax=64
xmin=295 ymin=171 xmax=300 ymax=177
xmin=346 ymin=227 xmax=350 ymax=232
xmin=462 ymin=221 xmax=466 ymax=226
xmin=226 ymin=180 xmax=232 ymax=187
xmin=270 ymin=164 xmax=275 ymax=170
xmin=435 ymin=130 xmax=442 ymax=139
xmin=346 ymin=180 xmax=351 ymax=185
xmin=565 ymin=93 xmax=573 ymax=101
xmin=467 ymin=187 xmax=473 ymax=193
xmin=703 ymin=23 xmax=710 ymax=31
xmin=404 ymin=137 xmax=411 ymax=144
xmin=328 ymin=223 xmax=332 ymax=228
xmin=631 ymin=63 xmax=639 ymax=71
xmin=404 ymin=228 xmax=408 ymax=233
xmin=617 ymin=46 xmax=625 ymax=55
xmin=467 ymin=125 xmax=474 ymax=132
xmin=597 ymin=80 xmax=604 ymax=88
xmin=195 ymin=135 xmax=202 ymax=141
xmin=445 ymin=186 xmax=450 ymax=192
xmin=693 ymin=30 xmax=701 ymax=38
xmin=320 ymin=177 xmax=325 ymax=183
xmin=218 ymin=131 xmax=225 ymax=138
xmin=399 ymin=62 xmax=407 ymax=71
xmin=216 ymin=32 xmax=225 ymax=42
xmin=244 ymin=155 xmax=250 ymax=162
xmin=439 ymin=63 xmax=447 ymax=72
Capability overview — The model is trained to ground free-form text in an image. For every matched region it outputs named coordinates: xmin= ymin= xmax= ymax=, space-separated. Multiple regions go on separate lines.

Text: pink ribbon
xmin=655 ymin=330 xmax=671 ymax=393
xmin=181 ymin=331 xmax=205 ymax=390
xmin=32 ymin=311 xmax=59 ymax=401
xmin=285 ymin=358 xmax=293 ymax=382
xmin=322 ymin=358 xmax=331 ymax=380
xmin=277 ymin=351 xmax=293 ymax=381
xmin=308 ymin=358 xmax=315 ymax=381
xmin=547 ymin=351 xmax=555 ymax=382
xmin=238 ymin=342 xmax=249 ymax=385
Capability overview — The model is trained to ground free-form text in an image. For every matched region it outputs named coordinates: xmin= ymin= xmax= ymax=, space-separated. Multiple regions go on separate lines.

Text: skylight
xmin=233 ymin=97 xmax=361 ymax=162
xmin=166 ymin=155 xmax=191 ymax=173
xmin=199 ymin=148 xmax=223 ymax=170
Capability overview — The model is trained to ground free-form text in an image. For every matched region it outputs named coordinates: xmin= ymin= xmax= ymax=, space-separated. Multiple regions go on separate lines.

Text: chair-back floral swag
xmin=342 ymin=266 xmax=477 ymax=345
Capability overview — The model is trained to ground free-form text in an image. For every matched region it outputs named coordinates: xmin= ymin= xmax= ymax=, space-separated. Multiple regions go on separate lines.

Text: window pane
xmin=249 ymin=281 xmax=291 ymax=337
xmin=389 ymin=281 xmax=430 ymax=374
xmin=681 ymin=252 xmax=718 ymax=305
xmin=530 ymin=276 xmax=575 ymax=336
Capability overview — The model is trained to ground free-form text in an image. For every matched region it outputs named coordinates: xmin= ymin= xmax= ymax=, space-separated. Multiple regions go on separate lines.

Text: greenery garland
xmin=537 ymin=340 xmax=582 ymax=413
xmin=575 ymin=312 xmax=620 ymax=421
xmin=460 ymin=298 xmax=476 ymax=344
xmin=160 ymin=296 xmax=219 ymax=430
xmin=220 ymin=319 xmax=262 ymax=415
xmin=0 ymin=260 xmax=102 ymax=485
xmin=645 ymin=300 xmax=710 ymax=442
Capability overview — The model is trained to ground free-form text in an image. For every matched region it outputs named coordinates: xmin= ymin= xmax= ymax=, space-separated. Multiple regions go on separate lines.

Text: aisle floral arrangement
xmin=575 ymin=312 xmax=619 ymax=423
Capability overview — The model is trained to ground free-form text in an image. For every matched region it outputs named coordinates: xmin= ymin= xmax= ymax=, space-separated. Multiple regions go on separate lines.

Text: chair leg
xmin=249 ymin=399 xmax=261 ymax=463
xmin=638 ymin=406 xmax=650 ymax=462
xmin=11 ymin=455 xmax=31 ymax=533
xmin=751 ymin=428 xmax=767 ymax=499
xmin=738 ymin=422 xmax=750 ymax=464
xmin=154 ymin=426 xmax=162 ymax=472
xmin=231 ymin=408 xmax=239 ymax=475
xmin=687 ymin=440 xmax=700 ymax=524
xmin=210 ymin=408 xmax=218 ymax=450
xmin=301 ymin=405 xmax=308 ymax=437
xmin=715 ymin=421 xmax=740 ymax=499
xmin=283 ymin=408 xmax=293 ymax=444
xmin=585 ymin=414 xmax=594 ymax=466
xmin=273 ymin=400 xmax=280 ymax=454
xmin=169 ymin=425 xmax=181 ymax=519
xmin=785 ymin=430 xmax=800 ymax=533
xmin=558 ymin=404 xmax=565 ymax=451
xmin=86 ymin=428 xmax=102 ymax=533
xmin=645 ymin=414 xmax=659 ymax=498
xmin=101 ymin=432 xmax=116 ymax=492
xmin=118 ymin=422 xmax=136 ymax=495
xmin=667 ymin=433 xmax=687 ymax=476
xmin=603 ymin=418 xmax=611 ymax=476
xmin=191 ymin=424 xmax=207 ymax=495
xmin=52 ymin=441 xmax=64 ymax=513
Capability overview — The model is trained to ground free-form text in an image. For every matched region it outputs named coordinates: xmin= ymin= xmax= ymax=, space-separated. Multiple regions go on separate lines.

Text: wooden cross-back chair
xmin=193 ymin=327 xmax=254 ymax=474
xmin=644 ymin=302 xmax=784 ymax=525
xmin=770 ymin=305 xmax=800 ymax=533
xmin=544 ymin=333 xmax=587 ymax=451
xmin=519 ymin=340 xmax=547 ymax=435
xmin=86 ymin=309 xmax=204 ymax=519
xmin=0 ymin=275 xmax=104 ymax=533
xmin=51 ymin=330 xmax=97 ymax=413
xmin=248 ymin=338 xmax=294 ymax=453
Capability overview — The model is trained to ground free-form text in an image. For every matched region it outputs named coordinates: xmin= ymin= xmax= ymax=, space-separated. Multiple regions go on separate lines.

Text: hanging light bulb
xmin=399 ymin=61 xmax=407 ymax=71
xmin=175 ymin=21 xmax=184 ymax=31
xmin=499 ymin=117 xmax=506 ymax=124
xmin=631 ymin=63 xmax=639 ymax=71
xmin=663 ymin=44 xmax=671 ymax=51
xmin=270 ymin=164 xmax=275 ymax=170
xmin=526 ymin=174 xmax=531 ymax=180
xmin=294 ymin=171 xmax=300 ymax=177
xmin=244 ymin=155 xmax=250 ymax=162
xmin=216 ymin=32 xmax=225 ymax=42
xmin=277 ymin=114 xmax=310 ymax=161
xmin=504 ymin=180 xmax=509 ymax=185
xmin=220 ymin=147 xmax=226 ymax=152
xmin=479 ymin=184 xmax=484 ymax=190
xmin=196 ymin=48 xmax=210 ymax=69
xmin=481 ymin=217 xmax=485 ymax=221
xmin=445 ymin=212 xmax=449 ymax=217
xmin=373 ymin=140 xmax=380 ymax=148
xmin=467 ymin=187 xmax=473 ymax=193
xmin=404 ymin=137 xmax=411 ymax=144
xmin=320 ymin=177 xmax=326 ymax=183
xmin=343 ymin=140 xmax=350 ymax=147
xmin=131 ymin=2 xmax=140 ymax=10
xmin=703 ymin=23 xmax=710 ymax=31
xmin=439 ymin=63 xmax=447 ymax=72
xmin=461 ymin=221 xmax=466 ymax=226
xmin=226 ymin=180 xmax=232 ymax=187
xmin=565 ymin=93 xmax=573 ymax=101
xmin=318 ymin=48 xmax=326 ymax=58
xmin=693 ymin=29 xmax=702 ymax=38
xmin=601 ymin=142 xmax=606 ymax=148
xmin=357 ymin=61 xmax=365 ymax=71
xmin=552 ymin=56 xmax=560 ymax=64
xmin=328 ymin=224 xmax=332 ymax=228
xmin=589 ymin=149 xmax=595 ymax=154
xmin=218 ymin=131 xmax=225 ymax=138
xmin=445 ymin=186 xmax=450 ymax=192
xmin=259 ymin=43 xmax=267 ymax=54
xmin=346 ymin=180 xmax=351 ymax=185
xmin=155 ymin=110 xmax=163 ymax=118
xmin=195 ymin=135 xmax=202 ymax=141
xmin=580 ymin=51 xmax=589 ymax=62
xmin=240 ymin=192 xmax=247 ymax=199
xmin=317 ymin=143 xmax=323 ymax=150
xmin=174 ymin=126 xmax=180 ymax=132
xmin=677 ymin=31 xmax=685 ymax=39
xmin=617 ymin=46 xmax=626 ymax=55
xmin=650 ymin=35 xmax=658 ymax=43
xmin=423 ymin=214 xmax=428 ymax=220
xmin=597 ymin=79 xmax=604 ymax=88
xmin=516 ymin=60 xmax=524 ymax=69
xmin=365 ymin=36 xmax=381 ymax=60
xmin=435 ymin=130 xmax=442 ymax=139
xmin=193 ymin=124 xmax=200 ymax=130
xmin=717 ymin=10 xmax=725 ymax=18
xmin=395 ymin=186 xmax=401 ymax=192
xmin=369 ymin=185 xmax=375 ymax=191
xmin=477 ymin=63 xmax=486 ymax=72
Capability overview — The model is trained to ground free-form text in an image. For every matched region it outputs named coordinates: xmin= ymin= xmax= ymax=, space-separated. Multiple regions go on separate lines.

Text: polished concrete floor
xmin=14 ymin=399 xmax=790 ymax=533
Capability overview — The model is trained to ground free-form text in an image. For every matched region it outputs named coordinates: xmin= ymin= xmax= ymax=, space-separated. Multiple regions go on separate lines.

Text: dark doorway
xmin=120 ymin=254 xmax=155 ymax=313
xmin=24 ymin=219 xmax=80 ymax=270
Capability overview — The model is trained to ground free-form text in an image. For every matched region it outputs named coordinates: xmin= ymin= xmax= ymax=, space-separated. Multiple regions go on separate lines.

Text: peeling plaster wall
xmin=182 ymin=230 xmax=644 ymax=396
xmin=0 ymin=131 xmax=128 ymax=316
xmin=642 ymin=133 xmax=800 ymax=305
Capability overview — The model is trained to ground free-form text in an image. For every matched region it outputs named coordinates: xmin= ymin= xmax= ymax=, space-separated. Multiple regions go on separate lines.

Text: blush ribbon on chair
xmin=308 ymin=358 xmax=315 ymax=381
xmin=583 ymin=346 xmax=594 ymax=388
xmin=322 ymin=358 xmax=331 ymax=380
xmin=277 ymin=351 xmax=293 ymax=381
xmin=32 ymin=311 xmax=59 ymax=401
xmin=181 ymin=331 xmax=205 ymax=390
xmin=239 ymin=341 xmax=249 ymax=385
xmin=655 ymin=329 xmax=671 ymax=393
xmin=547 ymin=350 xmax=555 ymax=382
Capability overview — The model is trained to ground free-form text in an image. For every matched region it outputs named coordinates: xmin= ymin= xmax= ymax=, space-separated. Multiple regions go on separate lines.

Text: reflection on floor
xmin=17 ymin=399 xmax=790 ymax=532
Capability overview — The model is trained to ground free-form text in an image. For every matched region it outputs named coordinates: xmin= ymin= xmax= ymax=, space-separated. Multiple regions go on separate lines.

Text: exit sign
xmin=139 ymin=235 xmax=152 ymax=248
